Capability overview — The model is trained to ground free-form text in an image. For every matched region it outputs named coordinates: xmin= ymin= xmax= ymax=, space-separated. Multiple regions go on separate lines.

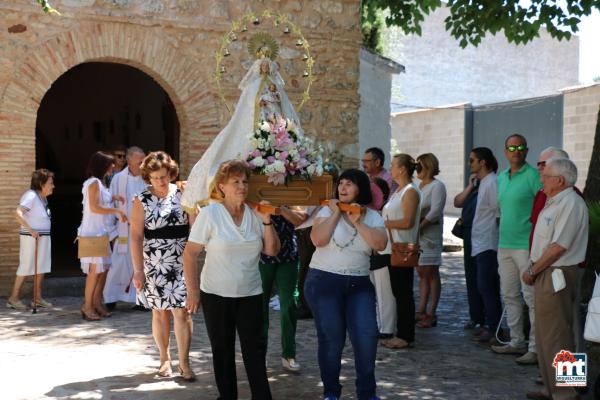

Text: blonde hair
xmin=209 ymin=160 xmax=251 ymax=201
xmin=417 ymin=153 xmax=440 ymax=177
xmin=392 ymin=153 xmax=417 ymax=178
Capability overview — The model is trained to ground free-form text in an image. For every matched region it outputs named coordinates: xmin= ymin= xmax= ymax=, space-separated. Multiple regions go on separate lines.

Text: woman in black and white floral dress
xmin=130 ymin=151 xmax=195 ymax=381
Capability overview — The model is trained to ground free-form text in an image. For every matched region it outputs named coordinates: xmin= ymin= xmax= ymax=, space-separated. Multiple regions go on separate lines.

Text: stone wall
xmin=0 ymin=0 xmax=362 ymax=295
xmin=561 ymin=84 xmax=600 ymax=191
xmin=390 ymin=104 xmax=468 ymax=216
xmin=384 ymin=6 xmax=579 ymax=112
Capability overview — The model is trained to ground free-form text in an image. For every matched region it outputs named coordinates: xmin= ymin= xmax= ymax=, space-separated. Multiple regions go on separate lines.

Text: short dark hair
xmin=86 ymin=151 xmax=115 ymax=179
xmin=471 ymin=147 xmax=498 ymax=173
xmin=30 ymin=168 xmax=54 ymax=191
xmin=504 ymin=133 xmax=528 ymax=147
xmin=365 ymin=147 xmax=385 ymax=166
xmin=140 ymin=151 xmax=179 ymax=184
xmin=372 ymin=177 xmax=390 ymax=204
xmin=335 ymin=169 xmax=373 ymax=206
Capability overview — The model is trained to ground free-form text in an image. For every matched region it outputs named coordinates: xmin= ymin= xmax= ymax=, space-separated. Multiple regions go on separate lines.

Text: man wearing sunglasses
xmin=492 ymin=134 xmax=542 ymax=365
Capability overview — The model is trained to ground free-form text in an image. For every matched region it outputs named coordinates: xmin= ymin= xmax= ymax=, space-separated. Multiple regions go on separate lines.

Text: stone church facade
xmin=0 ymin=0 xmax=362 ymax=294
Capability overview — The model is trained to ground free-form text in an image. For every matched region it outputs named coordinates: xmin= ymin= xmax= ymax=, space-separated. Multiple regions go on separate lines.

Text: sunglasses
xmin=537 ymin=161 xmax=546 ymax=168
xmin=114 ymin=153 xmax=126 ymax=159
xmin=506 ymin=144 xmax=527 ymax=152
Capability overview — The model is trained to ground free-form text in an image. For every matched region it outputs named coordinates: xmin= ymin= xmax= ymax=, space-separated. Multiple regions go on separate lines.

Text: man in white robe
xmin=104 ymin=146 xmax=147 ymax=308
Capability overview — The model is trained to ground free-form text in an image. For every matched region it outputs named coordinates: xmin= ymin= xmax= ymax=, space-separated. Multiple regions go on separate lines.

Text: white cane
xmin=32 ymin=236 xmax=38 ymax=315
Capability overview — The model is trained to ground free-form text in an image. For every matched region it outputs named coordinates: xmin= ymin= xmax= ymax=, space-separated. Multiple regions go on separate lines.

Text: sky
xmin=578 ymin=11 xmax=600 ymax=83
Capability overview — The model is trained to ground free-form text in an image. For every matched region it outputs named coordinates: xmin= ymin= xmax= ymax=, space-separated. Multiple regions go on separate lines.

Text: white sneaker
xmin=281 ymin=357 xmax=301 ymax=372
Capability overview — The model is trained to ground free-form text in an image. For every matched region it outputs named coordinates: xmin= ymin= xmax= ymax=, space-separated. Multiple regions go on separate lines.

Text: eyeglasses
xmin=537 ymin=161 xmax=546 ymax=168
xmin=506 ymin=144 xmax=527 ymax=152
xmin=114 ymin=153 xmax=126 ymax=159
xmin=149 ymin=174 xmax=169 ymax=181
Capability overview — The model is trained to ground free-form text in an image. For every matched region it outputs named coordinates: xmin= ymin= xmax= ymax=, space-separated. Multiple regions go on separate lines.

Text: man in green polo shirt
xmin=491 ymin=134 xmax=541 ymax=366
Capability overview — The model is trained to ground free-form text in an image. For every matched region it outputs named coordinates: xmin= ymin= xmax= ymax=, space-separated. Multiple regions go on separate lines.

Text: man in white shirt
xmin=523 ymin=158 xmax=588 ymax=400
xmin=104 ymin=146 xmax=147 ymax=309
xmin=468 ymin=147 xmax=503 ymax=345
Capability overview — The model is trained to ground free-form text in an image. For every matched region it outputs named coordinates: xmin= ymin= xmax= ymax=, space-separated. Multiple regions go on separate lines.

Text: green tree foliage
xmin=362 ymin=0 xmax=598 ymax=48
xmin=361 ymin=2 xmax=386 ymax=54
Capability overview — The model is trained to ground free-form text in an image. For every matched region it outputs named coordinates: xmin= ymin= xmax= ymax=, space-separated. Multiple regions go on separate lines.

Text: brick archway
xmin=0 ymin=22 xmax=220 ymax=179
xmin=0 ymin=23 xmax=221 ymax=289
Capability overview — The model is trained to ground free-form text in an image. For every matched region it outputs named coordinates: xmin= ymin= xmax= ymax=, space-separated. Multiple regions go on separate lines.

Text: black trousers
xmin=463 ymin=232 xmax=485 ymax=325
xmin=388 ymin=265 xmax=415 ymax=343
xmin=201 ymin=291 xmax=272 ymax=400
xmin=296 ymin=227 xmax=315 ymax=312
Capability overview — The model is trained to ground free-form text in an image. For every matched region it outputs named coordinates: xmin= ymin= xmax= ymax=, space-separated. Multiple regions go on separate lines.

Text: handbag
xmin=584 ymin=272 xmax=600 ymax=343
xmin=451 ymin=218 xmax=464 ymax=239
xmin=386 ymin=225 xmax=420 ymax=268
xmin=76 ymin=235 xmax=110 ymax=258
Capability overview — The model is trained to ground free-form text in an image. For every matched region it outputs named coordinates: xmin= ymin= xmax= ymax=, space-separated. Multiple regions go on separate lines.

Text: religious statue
xmin=181 ymin=33 xmax=303 ymax=211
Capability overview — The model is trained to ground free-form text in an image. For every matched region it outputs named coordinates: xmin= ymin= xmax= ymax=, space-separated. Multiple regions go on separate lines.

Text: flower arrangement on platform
xmin=246 ymin=118 xmax=323 ymax=185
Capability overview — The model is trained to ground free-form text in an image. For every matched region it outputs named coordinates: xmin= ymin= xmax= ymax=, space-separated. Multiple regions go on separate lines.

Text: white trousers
xmin=370 ymin=268 xmax=397 ymax=335
xmin=498 ymin=248 xmax=536 ymax=352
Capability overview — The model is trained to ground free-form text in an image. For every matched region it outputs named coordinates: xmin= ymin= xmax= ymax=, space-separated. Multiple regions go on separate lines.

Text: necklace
xmin=332 ymin=226 xmax=358 ymax=250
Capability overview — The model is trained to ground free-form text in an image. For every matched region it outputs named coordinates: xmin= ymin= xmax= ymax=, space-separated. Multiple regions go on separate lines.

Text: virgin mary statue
xmin=181 ymin=34 xmax=303 ymax=211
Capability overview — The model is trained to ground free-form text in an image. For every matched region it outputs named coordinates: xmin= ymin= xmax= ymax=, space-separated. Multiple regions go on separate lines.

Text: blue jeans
xmin=304 ymin=268 xmax=378 ymax=400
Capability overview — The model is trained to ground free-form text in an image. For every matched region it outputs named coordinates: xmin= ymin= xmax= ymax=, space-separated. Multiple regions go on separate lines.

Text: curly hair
xmin=140 ymin=151 xmax=179 ymax=184
xmin=30 ymin=168 xmax=54 ymax=191
xmin=208 ymin=159 xmax=252 ymax=201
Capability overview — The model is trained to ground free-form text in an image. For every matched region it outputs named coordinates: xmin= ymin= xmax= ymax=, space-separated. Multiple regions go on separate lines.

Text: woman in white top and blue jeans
xmin=306 ymin=169 xmax=387 ymax=400
xmin=183 ymin=160 xmax=280 ymax=400
xmin=381 ymin=154 xmax=422 ymax=350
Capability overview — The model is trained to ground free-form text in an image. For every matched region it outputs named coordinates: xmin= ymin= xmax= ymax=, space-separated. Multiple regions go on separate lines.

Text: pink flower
xmin=279 ymin=151 xmax=288 ymax=161
xmin=267 ymin=156 xmax=276 ymax=163
xmin=251 ymin=149 xmax=261 ymax=158
xmin=268 ymin=172 xmax=286 ymax=185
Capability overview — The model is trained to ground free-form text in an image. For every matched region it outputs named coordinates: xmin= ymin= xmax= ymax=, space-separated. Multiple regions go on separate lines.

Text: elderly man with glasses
xmin=492 ymin=134 xmax=542 ymax=365
xmin=522 ymin=157 xmax=588 ymax=400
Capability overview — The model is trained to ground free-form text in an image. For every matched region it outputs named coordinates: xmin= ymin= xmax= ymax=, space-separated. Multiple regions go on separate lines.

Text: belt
xmin=144 ymin=224 xmax=189 ymax=239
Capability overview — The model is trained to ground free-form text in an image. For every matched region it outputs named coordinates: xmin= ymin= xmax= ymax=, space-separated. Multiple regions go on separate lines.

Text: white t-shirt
xmin=471 ymin=173 xmax=499 ymax=257
xmin=309 ymin=207 xmax=385 ymax=276
xmin=19 ymin=190 xmax=51 ymax=235
xmin=188 ymin=203 xmax=265 ymax=297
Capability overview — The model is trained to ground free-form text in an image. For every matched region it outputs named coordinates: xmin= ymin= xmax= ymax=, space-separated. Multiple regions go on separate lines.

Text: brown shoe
xmin=526 ymin=391 xmax=550 ymax=400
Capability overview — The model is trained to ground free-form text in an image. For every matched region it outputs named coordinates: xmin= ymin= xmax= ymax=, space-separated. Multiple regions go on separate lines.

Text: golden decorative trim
xmin=214 ymin=10 xmax=313 ymax=115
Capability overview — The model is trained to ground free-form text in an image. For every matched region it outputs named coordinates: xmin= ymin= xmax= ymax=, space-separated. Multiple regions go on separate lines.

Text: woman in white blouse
xmin=306 ymin=169 xmax=387 ymax=400
xmin=381 ymin=154 xmax=422 ymax=350
xmin=415 ymin=153 xmax=447 ymax=328
xmin=7 ymin=169 xmax=55 ymax=310
xmin=183 ymin=160 xmax=280 ymax=400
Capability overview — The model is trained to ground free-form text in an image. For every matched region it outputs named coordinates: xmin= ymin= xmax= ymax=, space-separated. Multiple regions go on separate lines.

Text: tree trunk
xmin=582 ymin=104 xmax=600 ymax=301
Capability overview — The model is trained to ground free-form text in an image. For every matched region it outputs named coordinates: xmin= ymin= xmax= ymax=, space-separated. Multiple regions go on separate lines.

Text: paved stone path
xmin=1 ymin=252 xmax=541 ymax=399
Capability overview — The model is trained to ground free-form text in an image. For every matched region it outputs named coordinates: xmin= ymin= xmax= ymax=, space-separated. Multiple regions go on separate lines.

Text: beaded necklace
xmin=332 ymin=225 xmax=358 ymax=250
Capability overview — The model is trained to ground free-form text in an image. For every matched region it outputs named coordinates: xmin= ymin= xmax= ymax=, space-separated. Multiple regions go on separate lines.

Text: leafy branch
xmin=35 ymin=0 xmax=61 ymax=15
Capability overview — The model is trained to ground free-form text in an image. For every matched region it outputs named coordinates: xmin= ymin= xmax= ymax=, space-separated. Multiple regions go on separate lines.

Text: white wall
xmin=358 ymin=48 xmax=400 ymax=167
xmin=384 ymin=6 xmax=580 ymax=112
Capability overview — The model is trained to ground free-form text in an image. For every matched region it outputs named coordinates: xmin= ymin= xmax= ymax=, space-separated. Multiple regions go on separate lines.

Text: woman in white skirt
xmin=414 ymin=153 xmax=447 ymax=328
xmin=79 ymin=151 xmax=127 ymax=321
xmin=7 ymin=169 xmax=55 ymax=310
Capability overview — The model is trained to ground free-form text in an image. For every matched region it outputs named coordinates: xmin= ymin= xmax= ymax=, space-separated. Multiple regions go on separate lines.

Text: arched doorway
xmin=36 ymin=61 xmax=180 ymax=277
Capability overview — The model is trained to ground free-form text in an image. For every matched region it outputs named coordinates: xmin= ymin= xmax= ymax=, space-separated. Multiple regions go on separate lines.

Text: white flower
xmin=316 ymin=165 xmax=324 ymax=176
xmin=260 ymin=121 xmax=271 ymax=131
xmin=307 ymin=164 xmax=316 ymax=175
xmin=272 ymin=160 xmax=286 ymax=173
xmin=287 ymin=119 xmax=297 ymax=132
xmin=251 ymin=156 xmax=265 ymax=167
xmin=250 ymin=138 xmax=259 ymax=148
xmin=289 ymin=148 xmax=298 ymax=157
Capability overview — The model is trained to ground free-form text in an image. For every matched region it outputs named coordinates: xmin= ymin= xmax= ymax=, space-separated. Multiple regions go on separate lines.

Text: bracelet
xmin=263 ymin=221 xmax=272 ymax=226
